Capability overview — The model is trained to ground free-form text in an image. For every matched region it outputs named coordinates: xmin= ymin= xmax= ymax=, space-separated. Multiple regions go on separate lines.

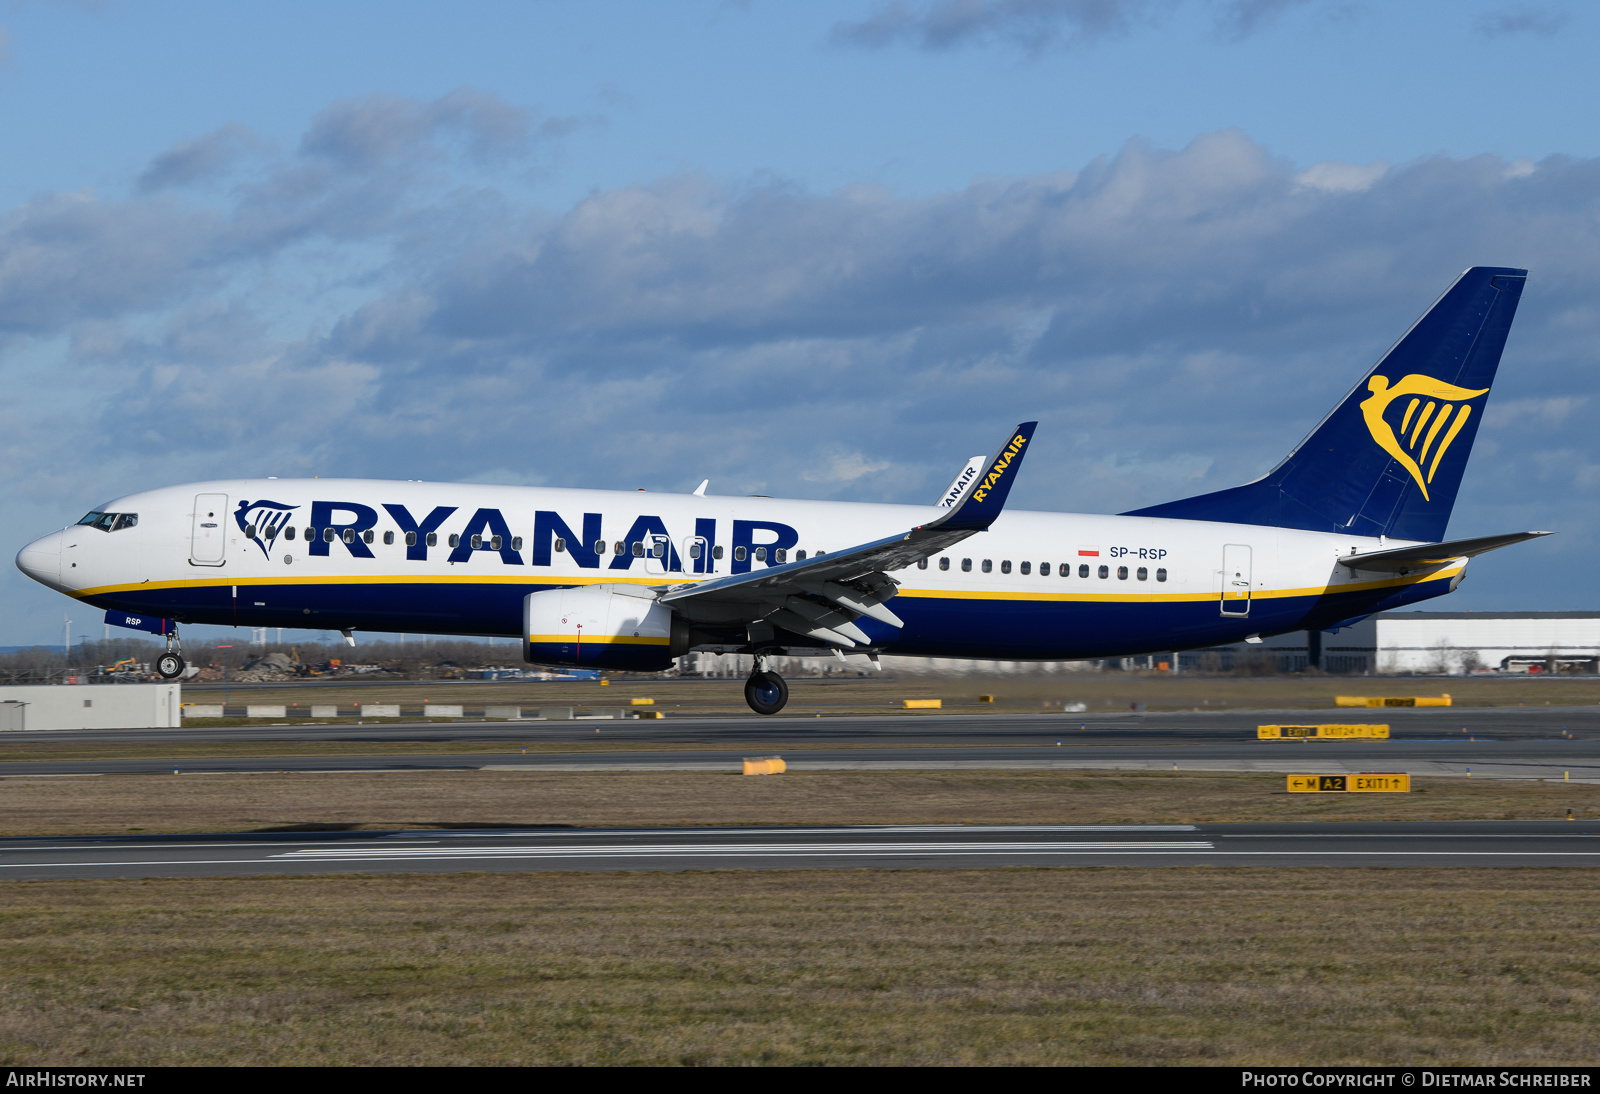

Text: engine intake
xmin=524 ymin=584 xmax=688 ymax=671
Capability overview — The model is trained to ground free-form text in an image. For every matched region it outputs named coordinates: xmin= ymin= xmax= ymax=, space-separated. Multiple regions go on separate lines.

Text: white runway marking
xmin=272 ymin=840 xmax=1219 ymax=859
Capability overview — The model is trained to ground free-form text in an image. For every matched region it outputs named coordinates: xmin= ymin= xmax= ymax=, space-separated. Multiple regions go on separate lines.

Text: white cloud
xmin=1295 ymin=159 xmax=1389 ymax=193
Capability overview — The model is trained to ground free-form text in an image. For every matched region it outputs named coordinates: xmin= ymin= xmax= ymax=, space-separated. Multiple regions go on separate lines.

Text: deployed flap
xmin=1341 ymin=530 xmax=1551 ymax=572
xmin=660 ymin=422 xmax=1038 ymax=644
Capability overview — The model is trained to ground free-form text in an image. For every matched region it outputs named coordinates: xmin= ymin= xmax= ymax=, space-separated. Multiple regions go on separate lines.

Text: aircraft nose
xmin=16 ymin=530 xmax=63 ymax=590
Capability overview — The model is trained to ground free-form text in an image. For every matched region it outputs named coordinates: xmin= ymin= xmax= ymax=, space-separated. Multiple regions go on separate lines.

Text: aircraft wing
xmin=1340 ymin=530 xmax=1552 ymax=573
xmin=658 ymin=422 xmax=1038 ymax=648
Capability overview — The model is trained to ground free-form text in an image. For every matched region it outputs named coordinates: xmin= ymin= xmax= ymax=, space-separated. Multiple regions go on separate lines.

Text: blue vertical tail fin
xmin=1123 ymin=266 xmax=1526 ymax=542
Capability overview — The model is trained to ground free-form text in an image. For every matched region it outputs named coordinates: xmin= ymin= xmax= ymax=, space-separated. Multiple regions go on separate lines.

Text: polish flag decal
xmin=1077 ymin=546 xmax=1100 ymax=557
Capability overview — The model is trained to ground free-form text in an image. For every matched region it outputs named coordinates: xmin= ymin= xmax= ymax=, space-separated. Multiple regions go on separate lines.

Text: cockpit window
xmin=77 ymin=512 xmax=136 ymax=532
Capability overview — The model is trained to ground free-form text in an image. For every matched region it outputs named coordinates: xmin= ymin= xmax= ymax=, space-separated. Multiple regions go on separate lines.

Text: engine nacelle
xmin=523 ymin=584 xmax=688 ymax=671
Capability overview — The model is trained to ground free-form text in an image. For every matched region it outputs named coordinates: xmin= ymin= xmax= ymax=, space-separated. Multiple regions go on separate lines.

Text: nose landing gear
xmin=155 ymin=627 xmax=185 ymax=681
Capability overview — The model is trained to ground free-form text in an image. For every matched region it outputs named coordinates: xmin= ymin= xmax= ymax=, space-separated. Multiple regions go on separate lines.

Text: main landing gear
xmin=155 ymin=627 xmax=185 ymax=681
xmin=744 ymin=655 xmax=789 ymax=716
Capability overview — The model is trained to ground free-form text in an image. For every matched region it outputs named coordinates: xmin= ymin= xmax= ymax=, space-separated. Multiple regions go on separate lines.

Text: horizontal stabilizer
xmin=1340 ymin=530 xmax=1551 ymax=573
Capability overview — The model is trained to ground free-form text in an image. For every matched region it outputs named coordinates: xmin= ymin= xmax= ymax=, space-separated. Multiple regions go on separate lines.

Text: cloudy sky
xmin=1 ymin=0 xmax=1596 ymax=645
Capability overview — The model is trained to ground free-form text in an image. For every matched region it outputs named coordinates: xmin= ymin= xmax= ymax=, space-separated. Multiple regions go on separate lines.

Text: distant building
xmin=1190 ymin=611 xmax=1600 ymax=675
xmin=677 ymin=611 xmax=1600 ymax=677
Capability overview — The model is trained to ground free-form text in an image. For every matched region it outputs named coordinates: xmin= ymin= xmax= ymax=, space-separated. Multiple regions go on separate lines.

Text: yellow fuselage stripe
xmin=73 ymin=565 xmax=1460 ymax=605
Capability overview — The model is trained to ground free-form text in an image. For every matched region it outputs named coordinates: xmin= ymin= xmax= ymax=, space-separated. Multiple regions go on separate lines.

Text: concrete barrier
xmin=424 ymin=704 xmax=464 ymax=718
xmin=182 ymin=704 xmax=224 ymax=719
xmin=360 ymin=704 xmax=400 ymax=718
xmin=246 ymin=705 xmax=287 ymax=719
xmin=484 ymin=705 xmax=522 ymax=720
xmin=310 ymin=704 xmax=340 ymax=718
xmin=539 ymin=707 xmax=573 ymax=720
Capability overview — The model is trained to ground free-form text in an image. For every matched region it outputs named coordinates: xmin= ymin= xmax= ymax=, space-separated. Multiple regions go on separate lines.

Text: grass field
xmin=0 ymin=770 xmax=1596 ymax=836
xmin=177 ymin=672 xmax=1600 ymax=716
xmin=1 ymin=869 xmax=1596 ymax=1065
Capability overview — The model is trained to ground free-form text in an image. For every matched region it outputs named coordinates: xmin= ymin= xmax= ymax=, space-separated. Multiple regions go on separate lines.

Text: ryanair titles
xmin=972 ymin=433 xmax=1028 ymax=504
xmin=237 ymin=500 xmax=801 ymax=576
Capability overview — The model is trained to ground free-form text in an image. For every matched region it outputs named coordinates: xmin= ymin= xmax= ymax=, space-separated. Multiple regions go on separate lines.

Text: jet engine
xmin=523 ymin=584 xmax=690 ymax=671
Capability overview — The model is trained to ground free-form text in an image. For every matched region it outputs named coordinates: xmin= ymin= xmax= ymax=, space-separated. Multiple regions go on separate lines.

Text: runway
xmin=4 ymin=820 xmax=1600 ymax=878
xmin=3 ymin=717 xmax=1598 ymax=780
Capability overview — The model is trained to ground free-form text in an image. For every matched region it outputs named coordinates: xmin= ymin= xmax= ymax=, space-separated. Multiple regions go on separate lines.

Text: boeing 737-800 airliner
xmin=16 ymin=266 xmax=1547 ymax=713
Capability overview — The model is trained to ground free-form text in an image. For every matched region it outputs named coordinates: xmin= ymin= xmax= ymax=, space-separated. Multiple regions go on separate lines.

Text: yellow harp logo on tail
xmin=1359 ymin=375 xmax=1489 ymax=501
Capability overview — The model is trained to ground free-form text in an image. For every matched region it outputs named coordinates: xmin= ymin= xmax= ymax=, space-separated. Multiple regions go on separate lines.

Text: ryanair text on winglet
xmin=972 ymin=434 xmax=1028 ymax=504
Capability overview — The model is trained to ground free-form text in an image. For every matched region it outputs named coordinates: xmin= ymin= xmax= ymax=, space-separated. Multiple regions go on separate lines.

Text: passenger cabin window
xmin=383 ymin=531 xmax=395 ymax=545
xmin=632 ymin=542 xmax=644 ymax=557
xmin=961 ymin=558 xmax=972 ymax=572
xmin=754 ymin=547 xmax=767 ymax=562
xmin=1098 ymin=565 xmax=1109 ymax=579
xmin=1020 ymin=561 xmax=1030 ymax=575
xmin=734 ymin=546 xmax=747 ymax=562
xmin=1079 ymin=564 xmax=1090 ymax=578
xmin=917 ymin=558 xmax=928 ymax=570
xmin=425 ymin=533 xmax=437 ymax=547
xmin=774 ymin=548 xmax=786 ymax=563
xmin=614 ymin=541 xmax=625 ymax=555
xmin=404 ymin=531 xmax=416 ymax=546
xmin=1000 ymin=560 xmax=1011 ymax=574
xmin=796 ymin=550 xmax=807 ymax=561
xmin=471 ymin=534 xmax=483 ymax=550
xmin=285 ymin=527 xmax=296 ymax=541
xmin=363 ymin=530 xmax=375 ymax=544
xmin=1117 ymin=566 xmax=1128 ymax=580
xmin=1041 ymin=562 xmax=1051 ymax=576
xmin=595 ymin=540 xmax=607 ymax=555
xmin=324 ymin=529 xmax=336 ymax=543
xmin=982 ymin=559 xmax=993 ymax=573
xmin=689 ymin=543 xmax=703 ymax=559
xmin=653 ymin=541 xmax=666 ymax=558
xmin=1137 ymin=567 xmax=1148 ymax=581
xmin=244 ymin=524 xmax=256 ymax=539
xmin=1156 ymin=568 xmax=1168 ymax=582
xmin=713 ymin=545 xmax=725 ymax=559
xmin=343 ymin=529 xmax=355 ymax=543
xmin=939 ymin=557 xmax=950 ymax=571
xmin=448 ymin=534 xmax=460 ymax=548
xmin=511 ymin=537 xmax=522 ymax=551
xmin=554 ymin=538 xmax=566 ymax=553
xmin=305 ymin=528 xmax=315 ymax=541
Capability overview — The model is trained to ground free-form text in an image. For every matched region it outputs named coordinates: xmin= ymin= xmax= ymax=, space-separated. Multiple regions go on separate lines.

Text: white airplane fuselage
xmin=15 ymin=478 xmax=1457 ymax=660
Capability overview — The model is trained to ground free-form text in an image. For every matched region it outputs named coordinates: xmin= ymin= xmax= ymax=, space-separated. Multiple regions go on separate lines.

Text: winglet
xmin=930 ymin=422 xmax=1038 ymax=532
